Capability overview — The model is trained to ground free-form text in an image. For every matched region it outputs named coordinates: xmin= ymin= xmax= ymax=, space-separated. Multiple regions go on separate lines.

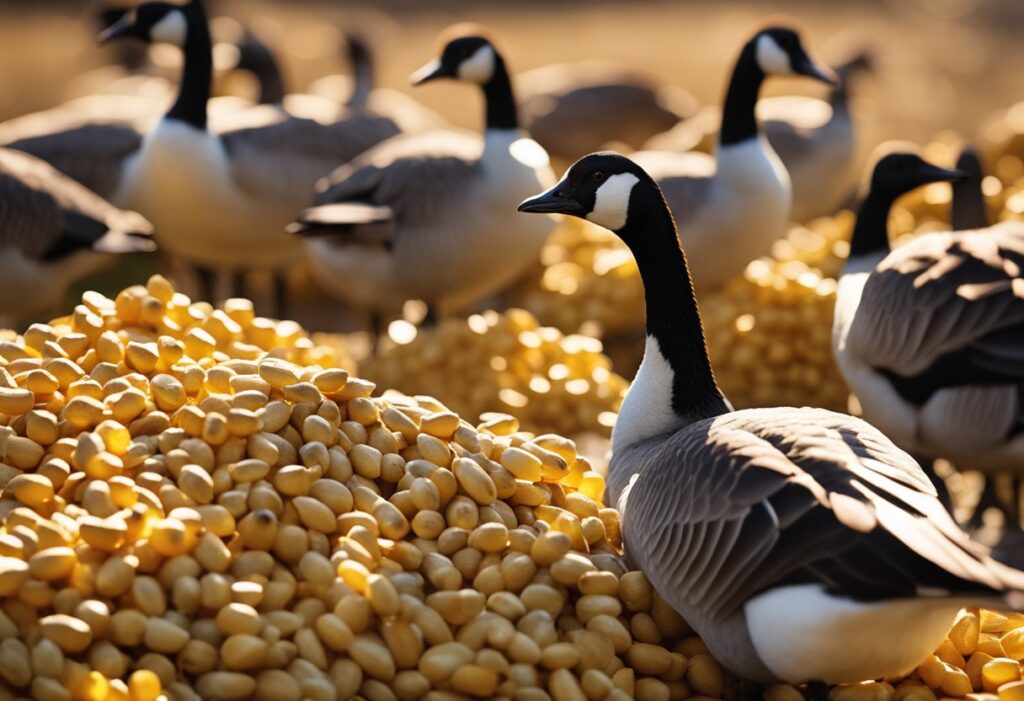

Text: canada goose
xmin=759 ymin=52 xmax=872 ymax=223
xmin=947 ymin=147 xmax=1021 ymax=528
xmin=291 ymin=31 xmax=555 ymax=341
xmin=834 ymin=151 xmax=1024 ymax=526
xmin=519 ymin=151 xmax=1024 ymax=690
xmin=0 ymin=21 xmax=285 ymax=202
xmin=98 ymin=0 xmax=400 ymax=313
xmin=517 ymin=60 xmax=698 ymax=167
xmin=644 ymin=53 xmax=872 ymax=225
xmin=632 ymin=26 xmax=837 ymax=290
xmin=307 ymin=35 xmax=448 ymax=134
xmin=0 ymin=148 xmax=153 ymax=327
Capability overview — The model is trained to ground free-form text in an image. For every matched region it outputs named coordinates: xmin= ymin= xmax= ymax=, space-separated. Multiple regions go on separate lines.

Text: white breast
xmin=833 ymin=267 xmax=921 ymax=451
xmin=612 ymin=335 xmax=680 ymax=451
xmin=684 ymin=137 xmax=791 ymax=288
xmin=115 ymin=119 xmax=301 ymax=272
xmin=745 ymin=584 xmax=960 ymax=684
xmin=394 ymin=130 xmax=555 ymax=311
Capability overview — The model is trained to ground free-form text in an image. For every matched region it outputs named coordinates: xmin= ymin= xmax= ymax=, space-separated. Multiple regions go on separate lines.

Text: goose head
xmin=868 ymin=152 xmax=967 ymax=200
xmin=752 ymin=27 xmax=838 ymax=85
xmin=411 ymin=35 xmax=500 ymax=86
xmin=98 ymin=1 xmax=194 ymax=48
xmin=519 ymin=152 xmax=654 ymax=233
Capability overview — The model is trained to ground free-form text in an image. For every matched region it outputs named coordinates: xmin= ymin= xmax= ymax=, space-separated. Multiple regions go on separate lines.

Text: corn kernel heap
xmin=0 ymin=276 xmax=715 ymax=701
xmin=700 ymin=213 xmax=851 ymax=412
xmin=508 ymin=219 xmax=646 ymax=337
xmin=362 ymin=309 xmax=626 ymax=439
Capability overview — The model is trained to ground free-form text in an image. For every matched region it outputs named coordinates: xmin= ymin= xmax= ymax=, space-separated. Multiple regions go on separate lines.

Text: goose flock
xmin=1 ymin=1 xmax=1023 ymax=696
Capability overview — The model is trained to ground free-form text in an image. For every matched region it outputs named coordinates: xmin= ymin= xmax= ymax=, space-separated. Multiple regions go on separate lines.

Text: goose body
xmin=833 ymin=151 xmax=1024 ymax=473
xmin=306 ymin=35 xmax=448 ymax=134
xmin=632 ymin=28 xmax=837 ymax=290
xmin=518 ymin=60 xmax=698 ymax=165
xmin=761 ymin=54 xmax=870 ymax=223
xmin=100 ymin=0 xmax=399 ymax=295
xmin=518 ymin=151 xmax=1024 ymax=687
xmin=293 ymin=33 xmax=555 ymax=329
xmin=644 ymin=55 xmax=870 ymax=225
xmin=0 ymin=148 xmax=153 ymax=326
xmin=0 ymin=22 xmax=290 ymax=201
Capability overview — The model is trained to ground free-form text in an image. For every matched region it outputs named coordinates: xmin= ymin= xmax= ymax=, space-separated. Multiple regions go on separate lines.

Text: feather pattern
xmin=615 ymin=407 xmax=1024 ymax=681
xmin=848 ymin=223 xmax=1024 ymax=389
xmin=0 ymin=147 xmax=151 ymax=259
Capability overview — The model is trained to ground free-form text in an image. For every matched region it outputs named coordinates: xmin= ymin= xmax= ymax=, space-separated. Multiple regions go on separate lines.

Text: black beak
xmin=518 ymin=181 xmax=585 ymax=216
xmin=410 ymin=58 xmax=448 ymax=86
xmin=793 ymin=51 xmax=839 ymax=86
xmin=98 ymin=12 xmax=138 ymax=43
xmin=920 ymin=164 xmax=968 ymax=184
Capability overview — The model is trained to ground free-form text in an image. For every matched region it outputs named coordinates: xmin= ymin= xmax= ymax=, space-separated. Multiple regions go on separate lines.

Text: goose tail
xmin=287 ymin=203 xmax=392 ymax=238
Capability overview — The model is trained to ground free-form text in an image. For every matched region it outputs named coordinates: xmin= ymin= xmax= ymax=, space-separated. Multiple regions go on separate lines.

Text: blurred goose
xmin=519 ymin=151 xmax=1024 ymax=690
xmin=760 ymin=52 xmax=872 ymax=223
xmin=645 ymin=53 xmax=872 ymax=224
xmin=98 ymin=0 xmax=400 ymax=313
xmin=517 ymin=60 xmax=698 ymax=166
xmin=834 ymin=151 xmax=1024 ymax=526
xmin=291 ymin=31 xmax=555 ymax=340
xmin=307 ymin=34 xmax=448 ymax=134
xmin=0 ymin=148 xmax=153 ymax=327
xmin=632 ymin=26 xmax=837 ymax=290
xmin=951 ymin=146 xmax=990 ymax=233
xmin=948 ymin=147 xmax=1020 ymax=527
xmin=0 ymin=20 xmax=286 ymax=201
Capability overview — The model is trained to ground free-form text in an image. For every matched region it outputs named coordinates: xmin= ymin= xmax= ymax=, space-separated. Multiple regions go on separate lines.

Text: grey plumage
xmin=612 ymin=406 xmax=1024 ymax=683
xmin=847 ymin=224 xmax=1024 ymax=378
xmin=519 ymin=60 xmax=697 ymax=165
xmin=296 ymin=130 xmax=482 ymax=239
xmin=218 ymin=107 xmax=401 ymax=209
xmin=0 ymin=147 xmax=152 ymax=258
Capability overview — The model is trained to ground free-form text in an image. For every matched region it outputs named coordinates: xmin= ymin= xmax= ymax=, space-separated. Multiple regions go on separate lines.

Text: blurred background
xmin=2 ymin=0 xmax=1023 ymax=153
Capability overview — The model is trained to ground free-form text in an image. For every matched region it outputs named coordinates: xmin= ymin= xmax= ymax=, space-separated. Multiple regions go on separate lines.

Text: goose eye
xmin=592 ymin=171 xmax=605 ymax=183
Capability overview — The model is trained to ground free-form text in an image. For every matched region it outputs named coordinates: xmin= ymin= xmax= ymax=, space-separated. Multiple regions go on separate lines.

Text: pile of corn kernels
xmin=361 ymin=309 xmax=626 ymax=439
xmin=701 ymin=214 xmax=851 ymax=412
xmin=0 ymin=276 xmax=708 ymax=701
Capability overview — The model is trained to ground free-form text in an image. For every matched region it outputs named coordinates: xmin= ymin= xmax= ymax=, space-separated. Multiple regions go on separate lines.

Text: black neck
xmin=951 ymin=177 xmax=988 ymax=231
xmin=719 ymin=40 xmax=766 ymax=146
xmin=167 ymin=0 xmax=212 ymax=129
xmin=850 ymin=189 xmax=895 ymax=258
xmin=622 ymin=183 xmax=730 ymax=421
xmin=255 ymin=56 xmax=285 ymax=105
xmin=345 ymin=39 xmax=373 ymax=110
xmin=482 ymin=55 xmax=518 ymax=131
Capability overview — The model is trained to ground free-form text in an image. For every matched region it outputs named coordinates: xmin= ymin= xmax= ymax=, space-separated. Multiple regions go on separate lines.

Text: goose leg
xmin=807 ymin=680 xmax=829 ymax=701
xmin=272 ymin=273 xmax=288 ymax=320
xmin=735 ymin=679 xmax=764 ymax=701
xmin=369 ymin=311 xmax=384 ymax=356
xmin=423 ymin=303 xmax=440 ymax=329
xmin=966 ymin=478 xmax=1001 ymax=531
xmin=230 ymin=271 xmax=247 ymax=300
xmin=1009 ymin=476 xmax=1023 ymax=527
xmin=196 ymin=266 xmax=217 ymax=305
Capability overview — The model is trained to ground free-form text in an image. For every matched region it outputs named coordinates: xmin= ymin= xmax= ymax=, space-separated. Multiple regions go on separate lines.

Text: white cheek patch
xmin=150 ymin=10 xmax=187 ymax=47
xmin=587 ymin=173 xmax=639 ymax=231
xmin=756 ymin=34 xmax=792 ymax=75
xmin=457 ymin=45 xmax=496 ymax=84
